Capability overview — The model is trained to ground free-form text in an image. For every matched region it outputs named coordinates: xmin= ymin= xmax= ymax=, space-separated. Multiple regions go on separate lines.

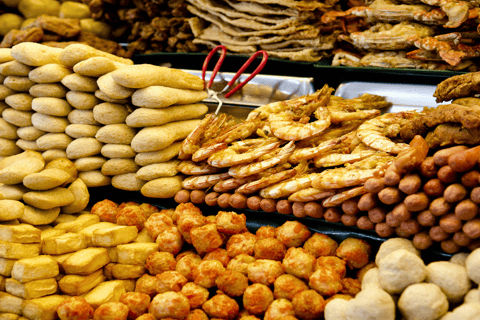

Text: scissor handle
xmin=224 ymin=50 xmax=268 ymax=99
xmin=202 ymin=45 xmax=227 ymax=90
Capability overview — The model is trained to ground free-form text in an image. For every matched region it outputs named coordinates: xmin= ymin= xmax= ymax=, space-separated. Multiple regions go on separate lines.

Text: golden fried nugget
xmin=23 ymin=168 xmax=71 ymax=190
xmin=0 ymin=241 xmax=40 ymax=259
xmin=63 ymin=247 xmax=110 ymax=275
xmin=0 ymin=224 xmax=40 ymax=243
xmin=135 ymin=160 xmax=180 ymax=181
xmin=21 ymin=295 xmax=66 ymax=320
xmin=0 ymin=157 xmax=44 ymax=185
xmin=0 ymin=139 xmax=21 ymax=156
xmin=5 ymin=93 xmax=33 ymax=111
xmin=101 ymin=144 xmax=136 ymax=158
xmin=11 ymin=255 xmax=59 ymax=283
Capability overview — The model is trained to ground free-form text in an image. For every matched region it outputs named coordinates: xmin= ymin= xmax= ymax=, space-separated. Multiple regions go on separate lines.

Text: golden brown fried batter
xmin=434 ymin=72 xmax=480 ymax=102
xmin=425 ymin=123 xmax=480 ymax=148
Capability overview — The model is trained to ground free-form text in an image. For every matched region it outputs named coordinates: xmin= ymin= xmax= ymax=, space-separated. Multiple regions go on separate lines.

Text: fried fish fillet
xmin=433 ymin=72 xmax=480 ymax=102
xmin=425 ymin=123 xmax=480 ymax=148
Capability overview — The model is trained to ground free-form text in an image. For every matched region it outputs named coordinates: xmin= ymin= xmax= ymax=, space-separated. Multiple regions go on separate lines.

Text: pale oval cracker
xmin=0 ymin=118 xmax=18 ymax=140
xmin=0 ymin=184 xmax=29 ymax=201
xmin=5 ymin=93 xmax=34 ymax=111
xmin=140 ymin=176 xmax=184 ymax=198
xmin=131 ymin=86 xmax=208 ymax=109
xmin=66 ymin=137 xmax=103 ymax=159
xmin=59 ymin=43 xmax=133 ymax=68
xmin=3 ymin=76 xmax=35 ymax=92
xmin=0 ymin=200 xmax=24 ymax=221
xmin=17 ymin=126 xmax=45 ymax=141
xmin=23 ymin=168 xmax=72 ymax=191
xmin=2 ymin=108 xmax=33 ymax=127
xmin=29 ymin=83 xmax=68 ymax=98
xmin=95 ymin=124 xmax=136 ymax=144
xmin=42 ymin=149 xmax=68 ymax=163
xmin=23 ymin=187 xmax=75 ymax=210
xmin=97 ymin=73 xmax=134 ymax=100
xmin=125 ymin=103 xmax=208 ymax=127
xmin=28 ymin=64 xmax=73 ymax=83
xmin=0 ymin=60 xmax=33 ymax=77
xmin=65 ymin=124 xmax=100 ymax=138
xmin=93 ymin=102 xmax=130 ymax=125
xmin=0 ymin=150 xmax=44 ymax=170
xmin=94 ymin=90 xmax=129 ymax=104
xmin=19 ymin=205 xmax=61 ymax=225
xmin=111 ymin=173 xmax=145 ymax=191
xmin=65 ymin=91 xmax=100 ymax=110
xmin=134 ymin=141 xmax=182 ymax=166
xmin=101 ymin=158 xmax=139 ymax=176
xmin=61 ymin=178 xmax=89 ymax=214
xmin=73 ymin=57 xmax=128 ymax=77
xmin=0 ymin=138 xmax=21 ymax=156
xmin=44 ymin=157 xmax=77 ymax=185
xmin=36 ymin=133 xmax=72 ymax=150
xmin=0 ymin=48 xmax=14 ymax=63
xmin=67 ymin=109 xmax=99 ymax=125
xmin=0 ymin=101 xmax=8 ymax=114
xmin=0 ymin=84 xmax=17 ymax=99
xmin=135 ymin=160 xmax=180 ymax=181
xmin=11 ymin=43 xmax=63 ymax=67
xmin=74 ymin=156 xmax=106 ymax=172
xmin=101 ymin=144 xmax=136 ymax=158
xmin=61 ymin=74 xmax=98 ymax=92
xmin=32 ymin=97 xmax=72 ymax=117
xmin=31 ymin=113 xmax=69 ymax=133
xmin=78 ymin=170 xmax=111 ymax=187
xmin=0 ymin=157 xmax=44 ymax=185
xmin=16 ymin=139 xmax=40 ymax=151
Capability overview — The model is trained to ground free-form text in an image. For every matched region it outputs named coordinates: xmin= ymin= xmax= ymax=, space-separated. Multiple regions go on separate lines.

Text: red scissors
xmin=201 ymin=45 xmax=268 ymax=114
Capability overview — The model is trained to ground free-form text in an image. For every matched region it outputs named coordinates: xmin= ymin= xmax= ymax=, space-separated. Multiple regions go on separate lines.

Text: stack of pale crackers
xmin=0 ymin=42 xmax=209 ymax=198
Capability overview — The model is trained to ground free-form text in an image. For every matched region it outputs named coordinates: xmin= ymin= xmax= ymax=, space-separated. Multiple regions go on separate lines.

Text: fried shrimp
xmin=314 ymin=149 xmax=378 ymax=168
xmin=260 ymin=172 xmax=320 ymax=199
xmin=356 ymin=112 xmax=418 ymax=154
xmin=289 ymin=133 xmax=350 ymax=164
xmin=208 ymin=140 xmax=281 ymax=168
xmin=288 ymin=188 xmax=335 ymax=202
xmin=322 ymin=186 xmax=368 ymax=207
xmin=236 ymin=164 xmax=302 ymax=195
xmin=177 ymin=161 xmax=221 ymax=175
xmin=181 ymin=172 xmax=231 ymax=190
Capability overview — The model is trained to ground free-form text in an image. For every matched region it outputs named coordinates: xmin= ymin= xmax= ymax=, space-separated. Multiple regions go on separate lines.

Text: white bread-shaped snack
xmin=97 ymin=73 xmax=135 ymax=100
xmin=11 ymin=43 xmax=63 ymax=67
xmin=95 ymin=124 xmax=136 ymax=144
xmin=15 ymin=139 xmax=40 ymax=152
xmin=5 ymin=93 xmax=34 ymax=111
xmin=28 ymin=64 xmax=72 ymax=83
xmin=126 ymin=103 xmax=208 ymax=128
xmin=0 ymin=224 xmax=41 ymax=243
xmin=111 ymin=264 xmax=146 ymax=279
xmin=82 ymin=280 xmax=128 ymax=309
xmin=78 ymin=222 xmax=117 ymax=247
xmin=73 ymin=57 xmax=128 ymax=77
xmin=29 ymin=83 xmax=68 ymax=98
xmin=58 ymin=268 xmax=105 ymax=296
xmin=107 ymin=247 xmax=118 ymax=263
xmin=54 ymin=213 xmax=99 ymax=233
xmin=136 ymin=160 xmax=180 ymax=181
xmin=0 ymin=61 xmax=33 ymax=77
xmin=74 ymin=156 xmax=106 ymax=171
xmin=65 ymin=124 xmax=100 ymax=138
xmin=0 ymin=241 xmax=40 ymax=259
xmin=68 ymin=109 xmax=99 ymax=125
xmin=0 ymin=200 xmax=24 ymax=221
xmin=0 ymin=258 xmax=16 ymax=277
xmin=134 ymin=141 xmax=183 ymax=166
xmin=2 ymin=108 xmax=33 ymax=127
xmin=132 ymin=86 xmax=208 ymax=109
xmin=0 ymin=184 xmax=28 ymax=200
xmin=101 ymin=144 xmax=136 ymax=159
xmin=21 ymin=294 xmax=66 ymax=320
xmin=111 ymin=173 xmax=145 ymax=192
xmin=66 ymin=91 xmax=100 ymax=110
xmin=133 ymin=228 xmax=154 ymax=243
xmin=19 ymin=206 xmax=60 ymax=226
xmin=36 ymin=133 xmax=72 ymax=150
xmin=63 ymin=247 xmax=110 ymax=275
xmin=0 ymin=150 xmax=43 ymax=170
xmin=101 ymin=159 xmax=139 ymax=176
xmin=3 ymin=76 xmax=35 ymax=92
xmin=23 ymin=168 xmax=72 ymax=190
xmin=44 ymin=157 xmax=77 ymax=184
xmin=0 ymin=49 xmax=14 ymax=63
xmin=66 ymin=137 xmax=103 ymax=159
xmin=92 ymin=225 xmax=138 ymax=247
xmin=61 ymin=178 xmax=89 ymax=214
xmin=50 ymin=252 xmax=73 ymax=274
xmin=41 ymin=232 xmax=86 ymax=255
xmin=0 ymin=157 xmax=44 ymax=185
xmin=0 ymin=118 xmax=19 ymax=140
xmin=17 ymin=126 xmax=44 ymax=140
xmin=0 ymin=292 xmax=23 ymax=314
xmin=131 ymin=119 xmax=201 ymax=153
xmin=141 ymin=176 xmax=184 ymax=199
xmin=111 ymin=64 xmax=204 ymax=90
xmin=32 ymin=97 xmax=72 ymax=117
xmin=77 ymin=170 xmax=111 ymax=187
xmin=42 ymin=149 xmax=68 ymax=163
xmin=31 ymin=113 xmax=69 ymax=133
xmin=11 ymin=255 xmax=59 ymax=283
xmin=0 ymin=139 xmax=22 ymax=156
xmin=23 ymin=187 xmax=75 ymax=210
xmin=5 ymin=278 xmax=57 ymax=299
xmin=94 ymin=90 xmax=129 ymax=104
xmin=93 ymin=102 xmax=130 ymax=125
xmin=61 ymin=74 xmax=98 ymax=92
xmin=0 ymin=85 xmax=16 ymax=101
xmin=40 ymin=228 xmax=66 ymax=245
xmin=60 ymin=44 xmax=133 ymax=68
xmin=116 ymin=243 xmax=158 ymax=265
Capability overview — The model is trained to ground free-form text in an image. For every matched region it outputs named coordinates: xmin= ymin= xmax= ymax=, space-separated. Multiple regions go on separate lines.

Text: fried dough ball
xmin=203 ymin=248 xmax=231 ymax=268
xmin=275 ymin=221 xmax=311 ymax=247
xmin=344 ymin=287 xmax=396 ymax=320
xmin=361 ymin=268 xmax=380 ymax=290
xmin=144 ymin=212 xmax=174 ymax=241
xmin=185 ymin=309 xmax=209 ymax=320
xmin=283 ymin=247 xmax=316 ymax=280
xmin=116 ymin=205 xmax=147 ymax=231
xmin=136 ymin=314 xmax=155 ymax=320
xmin=243 ymin=283 xmax=274 ymax=316
xmin=119 ymin=201 xmax=139 ymax=209
xmin=426 ymin=261 xmax=471 ymax=303
xmin=135 ymin=274 xmax=157 ymax=297
xmin=336 ymin=238 xmax=372 ymax=269
xmin=138 ymin=203 xmax=160 ymax=218
xmin=292 ymin=290 xmax=326 ymax=320
xmin=202 ymin=294 xmax=240 ymax=319
xmin=248 ymin=259 xmax=284 ymax=286
xmin=156 ymin=226 xmax=184 ymax=255
xmin=57 ymin=296 xmax=94 ymax=320
xmin=156 ymin=271 xmax=188 ymax=293
xmin=176 ymin=253 xmax=202 ymax=282
xmin=324 ymin=298 xmax=349 ymax=320
xmin=91 ymin=199 xmax=118 ymax=223
xmin=145 ymin=251 xmax=176 ymax=275
xmin=180 ymin=282 xmax=209 ymax=309
xmin=309 ymin=268 xmax=343 ymax=297
xmin=273 ymin=274 xmax=309 ymax=301
xmin=227 ymin=253 xmax=256 ymax=275
xmin=215 ymin=270 xmax=249 ymax=297
xmin=177 ymin=251 xmax=198 ymax=261
xmin=172 ymin=202 xmax=202 ymax=222
xmin=466 ymin=248 xmax=480 ymax=284
xmin=226 ymin=232 xmax=257 ymax=257
xmin=398 ymin=283 xmax=448 ymax=320
xmin=303 ymin=233 xmax=338 ymax=258
xmin=264 ymin=298 xmax=295 ymax=320
xmin=375 ymin=238 xmax=420 ymax=265
xmin=148 ymin=291 xmax=190 ymax=320
xmin=356 ymin=261 xmax=377 ymax=283
xmin=191 ymin=224 xmax=224 ymax=255
xmin=340 ymin=278 xmax=361 ymax=296
xmin=194 ymin=260 xmax=225 ymax=288
xmin=177 ymin=213 xmax=207 ymax=244
xmin=316 ymin=256 xmax=347 ymax=278
xmin=93 ymin=302 xmax=129 ymax=320
xmin=119 ymin=292 xmax=151 ymax=320
xmin=256 ymin=226 xmax=275 ymax=239
xmin=254 ymin=238 xmax=286 ymax=261
xmin=215 ymin=211 xmax=247 ymax=235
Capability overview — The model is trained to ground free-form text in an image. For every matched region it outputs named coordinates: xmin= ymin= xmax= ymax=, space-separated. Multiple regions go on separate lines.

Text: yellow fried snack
xmin=132 ymin=86 xmax=208 ymax=109
xmin=111 ymin=264 xmax=146 ymax=279
xmin=95 ymin=124 xmax=136 ymax=144
xmin=66 ymin=137 xmax=103 ymax=159
xmin=36 ymin=133 xmax=72 ymax=151
xmin=3 ymin=76 xmax=35 ymax=92
xmin=19 ymin=206 xmax=60 ymax=226
xmin=126 ymin=103 xmax=208 ymax=128
xmin=11 ymin=43 xmax=63 ymax=67
xmin=116 ymin=243 xmax=158 ymax=266
xmin=1 ymin=108 xmax=33 ymax=127
xmin=82 ymin=280 xmax=128 ymax=309
xmin=135 ymin=160 xmax=180 ymax=181
xmin=63 ymin=247 xmax=110 ymax=275
xmin=31 ymin=113 xmax=69 ymax=133
xmin=0 ymin=291 xmax=23 ymax=314
xmin=59 ymin=44 xmax=133 ymax=67
xmin=54 ymin=213 xmax=99 ymax=233
xmin=21 ymin=294 xmax=66 ymax=320
xmin=73 ymin=57 xmax=128 ymax=77
xmin=93 ymin=102 xmax=130 ymax=125
xmin=140 ymin=176 xmax=184 ymax=199
xmin=0 ymin=60 xmax=33 ymax=76
xmin=5 ymin=93 xmax=34 ymax=111
xmin=77 ymin=170 xmax=111 ymax=187
xmin=101 ymin=144 xmax=136 ymax=159
xmin=0 ymin=200 xmax=24 ymax=221
xmin=92 ymin=225 xmax=138 ymax=247
xmin=61 ymin=73 xmax=98 ymax=92
xmin=101 ymin=158 xmax=139 ymax=176
xmin=29 ymin=83 xmax=68 ymax=98
xmin=77 ymin=222 xmax=116 ymax=247
xmin=5 ymin=278 xmax=57 ymax=299
xmin=61 ymin=178 xmax=90 ymax=214
xmin=134 ymin=141 xmax=183 ymax=166
xmin=65 ymin=124 xmax=100 ymax=138
xmin=58 ymin=268 xmax=105 ymax=295
xmin=11 ymin=255 xmax=59 ymax=283
xmin=74 ymin=156 xmax=106 ymax=172
xmin=0 ymin=241 xmax=41 ymax=259
xmin=0 ymin=139 xmax=21 ymax=156
xmin=41 ymin=232 xmax=86 ymax=255
xmin=23 ymin=187 xmax=75 ymax=210
xmin=31 ymin=97 xmax=72 ymax=117
xmin=0 ymin=157 xmax=44 ymax=185
xmin=0 ymin=224 xmax=41 ymax=243
xmin=43 ymin=149 xmax=69 ymax=163
xmin=23 ymin=168 xmax=71 ymax=190
xmin=65 ymin=91 xmax=100 ymax=110
xmin=0 ymin=257 xmax=16 ymax=277
xmin=28 ymin=64 xmax=72 ymax=83
xmin=111 ymin=173 xmax=145 ymax=192
xmin=97 ymin=73 xmax=134 ymax=100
